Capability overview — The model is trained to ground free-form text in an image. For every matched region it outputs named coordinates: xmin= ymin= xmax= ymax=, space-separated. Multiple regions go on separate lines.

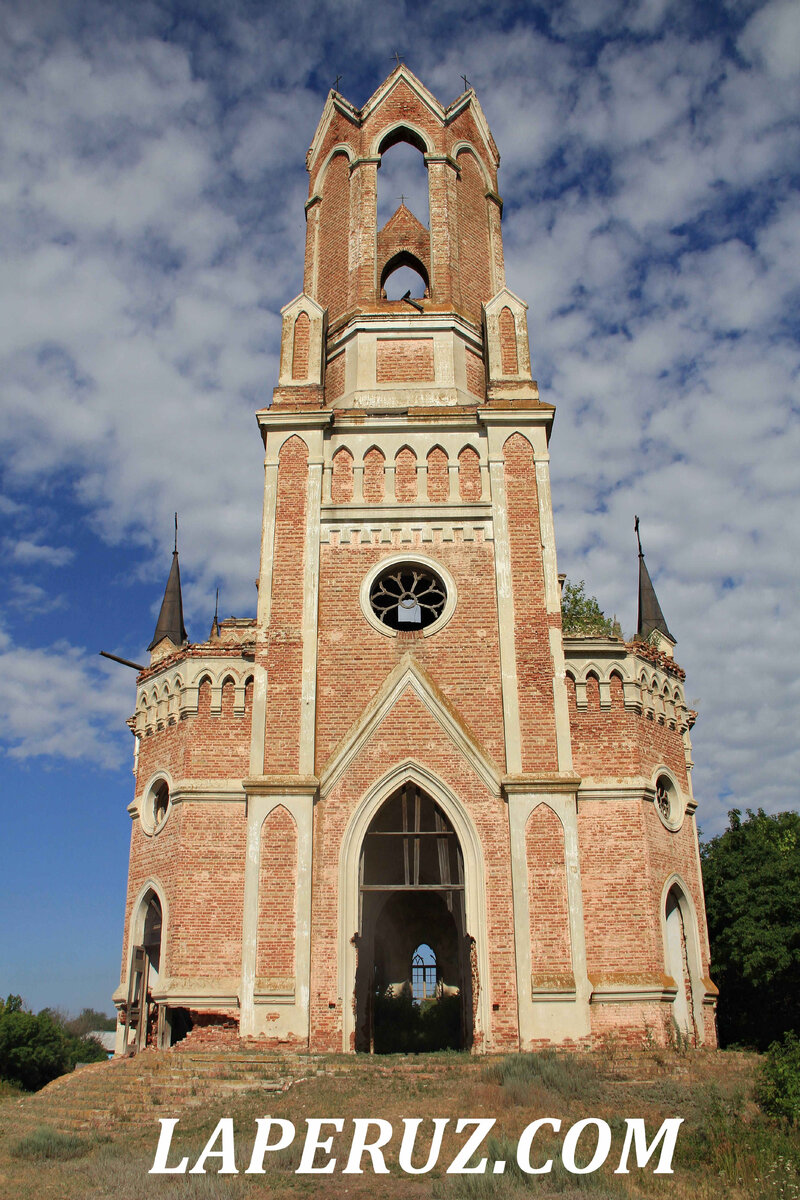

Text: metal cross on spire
xmin=333 ymin=74 xmax=342 ymax=91
xmin=461 ymin=74 xmax=471 ymax=91
xmin=391 ymin=51 xmax=405 ymax=67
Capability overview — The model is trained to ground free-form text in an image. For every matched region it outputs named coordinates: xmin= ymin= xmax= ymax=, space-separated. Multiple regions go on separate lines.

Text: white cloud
xmin=0 ymin=0 xmax=797 ymax=836
xmin=0 ymin=635 xmax=132 ymax=767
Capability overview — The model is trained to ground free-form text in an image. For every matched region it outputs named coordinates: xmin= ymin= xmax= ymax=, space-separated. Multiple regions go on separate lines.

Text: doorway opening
xmin=354 ymin=782 xmax=472 ymax=1053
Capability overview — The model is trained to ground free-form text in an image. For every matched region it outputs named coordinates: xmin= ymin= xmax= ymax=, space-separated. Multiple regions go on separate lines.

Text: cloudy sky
xmin=1 ymin=0 xmax=798 ymax=1015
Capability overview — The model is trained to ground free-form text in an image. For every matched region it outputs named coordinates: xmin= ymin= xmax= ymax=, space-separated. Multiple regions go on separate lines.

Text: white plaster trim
xmin=589 ymin=983 xmax=677 ymax=1005
xmin=337 ymin=759 xmax=491 ymax=1053
xmin=320 ymin=654 xmax=501 ymax=799
xmin=358 ymin=552 xmax=458 ymax=640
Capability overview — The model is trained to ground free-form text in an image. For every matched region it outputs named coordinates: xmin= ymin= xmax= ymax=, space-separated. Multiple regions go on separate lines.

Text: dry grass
xmin=0 ymin=1048 xmax=797 ymax=1200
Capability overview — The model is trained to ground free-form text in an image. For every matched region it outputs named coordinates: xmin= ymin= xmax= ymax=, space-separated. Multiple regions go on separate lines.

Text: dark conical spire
xmin=148 ymin=514 xmax=188 ymax=651
xmin=635 ymin=516 xmax=675 ymax=643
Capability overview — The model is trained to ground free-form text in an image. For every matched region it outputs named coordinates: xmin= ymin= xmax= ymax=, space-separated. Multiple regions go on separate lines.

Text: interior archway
xmin=354 ymin=781 xmax=471 ymax=1052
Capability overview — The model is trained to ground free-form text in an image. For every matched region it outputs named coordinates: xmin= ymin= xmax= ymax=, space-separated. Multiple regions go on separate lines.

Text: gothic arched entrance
xmin=354 ymin=781 xmax=473 ymax=1052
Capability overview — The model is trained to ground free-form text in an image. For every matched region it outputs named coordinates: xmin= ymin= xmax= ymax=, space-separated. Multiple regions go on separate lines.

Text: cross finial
xmin=333 ymin=74 xmax=342 ymax=91
xmin=461 ymin=73 xmax=471 ymax=91
xmin=399 ymin=193 xmax=406 ymax=206
xmin=634 ymin=514 xmax=643 ymax=558
xmin=174 ymin=512 xmax=178 ymax=554
xmin=392 ymin=51 xmax=404 ymax=67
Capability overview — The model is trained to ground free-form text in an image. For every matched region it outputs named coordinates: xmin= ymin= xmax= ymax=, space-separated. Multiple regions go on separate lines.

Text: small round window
xmin=141 ymin=776 xmax=171 ymax=836
xmin=369 ymin=564 xmax=447 ymax=631
xmin=654 ymin=773 xmax=682 ymax=831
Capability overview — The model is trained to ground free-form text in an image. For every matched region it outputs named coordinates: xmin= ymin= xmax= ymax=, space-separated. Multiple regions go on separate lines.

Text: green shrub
xmin=757 ymin=1031 xmax=800 ymax=1124
xmin=0 ymin=994 xmax=107 ymax=1091
xmin=485 ymin=1050 xmax=601 ymax=1102
xmin=10 ymin=1126 xmax=92 ymax=1161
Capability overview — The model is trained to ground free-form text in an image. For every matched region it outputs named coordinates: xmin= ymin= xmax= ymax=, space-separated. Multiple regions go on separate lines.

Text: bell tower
xmin=118 ymin=67 xmax=715 ymax=1057
xmin=245 ymin=65 xmax=578 ymax=1053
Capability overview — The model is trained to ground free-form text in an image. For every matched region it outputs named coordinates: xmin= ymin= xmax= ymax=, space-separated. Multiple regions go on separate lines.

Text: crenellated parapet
xmin=133 ymin=620 xmax=256 ymax=736
xmin=564 ymin=636 xmax=692 ymax=732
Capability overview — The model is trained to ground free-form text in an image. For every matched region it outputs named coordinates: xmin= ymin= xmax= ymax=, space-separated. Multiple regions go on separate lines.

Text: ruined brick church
xmin=114 ymin=67 xmax=717 ymax=1055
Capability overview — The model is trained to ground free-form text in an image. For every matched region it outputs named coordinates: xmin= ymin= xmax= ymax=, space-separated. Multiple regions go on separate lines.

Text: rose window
xmin=369 ymin=565 xmax=447 ymax=631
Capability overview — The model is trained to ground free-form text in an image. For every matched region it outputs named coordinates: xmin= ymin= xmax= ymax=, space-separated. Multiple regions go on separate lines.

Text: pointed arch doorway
xmin=353 ymin=781 xmax=473 ymax=1052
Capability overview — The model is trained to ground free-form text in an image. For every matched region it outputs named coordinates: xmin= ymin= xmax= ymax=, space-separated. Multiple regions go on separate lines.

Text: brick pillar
xmin=349 ymin=158 xmax=379 ymax=306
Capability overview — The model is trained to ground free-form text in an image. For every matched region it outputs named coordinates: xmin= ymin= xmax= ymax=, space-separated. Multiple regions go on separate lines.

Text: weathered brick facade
xmin=115 ymin=67 xmax=716 ymax=1055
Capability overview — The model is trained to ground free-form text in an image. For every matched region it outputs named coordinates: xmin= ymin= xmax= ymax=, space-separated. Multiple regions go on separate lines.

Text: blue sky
xmin=1 ymin=0 xmax=798 ymax=1016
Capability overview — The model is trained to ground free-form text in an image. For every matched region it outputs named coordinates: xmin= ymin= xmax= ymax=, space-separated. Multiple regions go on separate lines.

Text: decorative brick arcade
xmin=114 ymin=67 xmax=717 ymax=1056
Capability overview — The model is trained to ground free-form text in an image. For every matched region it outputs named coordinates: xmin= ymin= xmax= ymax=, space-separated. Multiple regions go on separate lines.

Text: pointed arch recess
xmin=256 ymin=805 xmax=298 ymax=982
xmin=426 ymin=445 xmax=449 ymax=502
xmin=458 ymin=445 xmax=481 ymax=501
xmin=526 ymin=804 xmax=573 ymax=985
xmin=331 ymin=446 xmax=354 ymax=504
xmin=337 ymin=760 xmax=490 ymax=1053
xmin=395 ymin=445 xmax=418 ymax=502
xmin=291 ymin=312 xmax=311 ymax=380
xmin=660 ymin=873 xmax=706 ymax=1043
xmin=363 ymin=446 xmax=386 ymax=502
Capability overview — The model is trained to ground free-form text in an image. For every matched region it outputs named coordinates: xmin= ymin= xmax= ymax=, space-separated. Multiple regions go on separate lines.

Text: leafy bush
xmin=0 ymin=994 xmax=107 ymax=1091
xmin=9 ymin=1126 xmax=93 ymax=1161
xmin=561 ymin=580 xmax=621 ymax=638
xmin=757 ymin=1032 xmax=800 ymax=1124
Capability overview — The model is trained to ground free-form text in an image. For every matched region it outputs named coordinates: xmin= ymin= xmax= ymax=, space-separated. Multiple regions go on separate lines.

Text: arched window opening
xmin=377 ymin=137 xmax=429 ymax=229
xmin=381 ymin=253 xmax=429 ymax=301
xmin=665 ymin=887 xmax=695 ymax=1042
xmin=355 ymin=782 xmax=469 ymax=1053
xmin=411 ymin=944 xmax=437 ymax=1002
xmin=143 ymin=894 xmax=162 ymax=975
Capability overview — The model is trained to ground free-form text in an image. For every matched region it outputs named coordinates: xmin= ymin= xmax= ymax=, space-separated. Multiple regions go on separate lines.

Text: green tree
xmin=561 ymin=579 xmax=621 ymax=637
xmin=700 ymin=809 xmax=800 ymax=1049
xmin=0 ymin=996 xmax=107 ymax=1091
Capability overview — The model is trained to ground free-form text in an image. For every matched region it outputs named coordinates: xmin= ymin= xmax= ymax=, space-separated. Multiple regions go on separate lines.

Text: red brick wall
xmin=394 ymin=447 xmax=418 ymax=501
xmin=503 ymin=433 xmax=559 ymax=771
xmin=315 ymin=538 xmax=506 ymax=770
xmin=457 ymin=150 xmax=492 ymax=326
xmin=499 ymin=306 xmax=518 ymax=374
xmin=466 ymin=347 xmax=486 ymax=398
xmin=262 ymin=435 xmax=308 ymax=772
xmin=363 ymin=447 xmax=385 ymax=501
xmin=376 ymin=338 xmax=434 ymax=383
xmin=324 ymin=351 xmax=345 ymax=403
xmin=426 ymin=446 xmax=449 ymax=501
xmin=526 ymin=805 xmax=573 ymax=983
xmin=256 ymin=806 xmax=297 ymax=978
xmin=317 ymin=152 xmax=350 ymax=325
xmin=291 ymin=312 xmax=310 ymax=379
xmin=458 ymin=446 xmax=481 ymax=501
xmin=331 ymin=447 xmax=354 ymax=503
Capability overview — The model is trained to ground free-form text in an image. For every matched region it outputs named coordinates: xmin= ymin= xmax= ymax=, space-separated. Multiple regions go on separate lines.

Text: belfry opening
xmin=354 ymin=782 xmax=472 ymax=1053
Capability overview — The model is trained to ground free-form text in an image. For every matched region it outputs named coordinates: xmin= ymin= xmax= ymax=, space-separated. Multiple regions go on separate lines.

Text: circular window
xmin=370 ymin=564 xmax=446 ymax=631
xmin=360 ymin=555 xmax=457 ymax=639
xmin=141 ymin=776 xmax=172 ymax=836
xmin=654 ymin=773 xmax=682 ymax=831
